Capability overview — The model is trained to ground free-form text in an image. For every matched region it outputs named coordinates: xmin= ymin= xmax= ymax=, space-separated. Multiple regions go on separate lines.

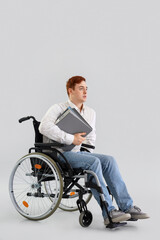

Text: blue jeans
xmin=59 ymin=151 xmax=133 ymax=219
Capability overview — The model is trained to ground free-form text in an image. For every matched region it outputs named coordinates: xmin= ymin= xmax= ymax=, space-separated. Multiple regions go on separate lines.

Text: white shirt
xmin=39 ymin=99 xmax=96 ymax=153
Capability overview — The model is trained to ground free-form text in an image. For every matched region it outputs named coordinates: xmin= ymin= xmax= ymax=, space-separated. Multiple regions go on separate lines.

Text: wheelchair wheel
xmin=58 ymin=178 xmax=92 ymax=212
xmin=9 ymin=153 xmax=63 ymax=220
xmin=79 ymin=210 xmax=93 ymax=227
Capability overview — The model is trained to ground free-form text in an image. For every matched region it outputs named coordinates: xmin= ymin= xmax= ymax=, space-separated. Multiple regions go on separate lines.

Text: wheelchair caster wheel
xmin=79 ymin=210 xmax=93 ymax=227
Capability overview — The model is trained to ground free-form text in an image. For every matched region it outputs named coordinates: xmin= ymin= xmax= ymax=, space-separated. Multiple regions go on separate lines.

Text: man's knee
xmin=93 ymin=153 xmax=116 ymax=166
xmin=101 ymin=155 xmax=117 ymax=170
xmin=108 ymin=155 xmax=116 ymax=163
xmin=106 ymin=155 xmax=119 ymax=172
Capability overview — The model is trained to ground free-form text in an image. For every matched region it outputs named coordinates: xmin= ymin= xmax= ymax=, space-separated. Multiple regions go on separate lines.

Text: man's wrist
xmin=64 ymin=133 xmax=74 ymax=145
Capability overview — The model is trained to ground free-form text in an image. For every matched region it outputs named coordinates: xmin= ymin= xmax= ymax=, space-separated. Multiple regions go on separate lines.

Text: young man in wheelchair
xmin=39 ymin=76 xmax=149 ymax=226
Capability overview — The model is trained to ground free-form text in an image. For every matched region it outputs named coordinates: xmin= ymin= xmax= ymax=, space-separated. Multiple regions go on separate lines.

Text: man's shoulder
xmin=49 ymin=101 xmax=68 ymax=110
xmin=45 ymin=101 xmax=68 ymax=115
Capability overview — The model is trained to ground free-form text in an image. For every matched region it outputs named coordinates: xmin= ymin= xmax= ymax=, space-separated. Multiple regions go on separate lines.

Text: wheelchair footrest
xmin=106 ymin=222 xmax=127 ymax=229
xmin=127 ymin=218 xmax=138 ymax=221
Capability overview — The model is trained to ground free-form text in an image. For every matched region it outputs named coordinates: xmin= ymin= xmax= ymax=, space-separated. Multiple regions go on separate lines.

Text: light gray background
xmin=0 ymin=0 xmax=160 ymax=239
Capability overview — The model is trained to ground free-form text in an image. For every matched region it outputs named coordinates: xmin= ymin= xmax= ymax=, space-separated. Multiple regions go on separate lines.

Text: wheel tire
xmin=9 ymin=153 xmax=63 ymax=220
xmin=79 ymin=211 xmax=93 ymax=227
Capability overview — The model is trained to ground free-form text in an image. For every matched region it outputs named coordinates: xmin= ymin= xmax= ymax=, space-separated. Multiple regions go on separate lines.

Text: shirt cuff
xmin=64 ymin=133 xmax=74 ymax=145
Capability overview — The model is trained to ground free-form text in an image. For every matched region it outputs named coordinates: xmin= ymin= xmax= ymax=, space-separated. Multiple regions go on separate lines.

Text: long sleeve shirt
xmin=39 ymin=99 xmax=96 ymax=153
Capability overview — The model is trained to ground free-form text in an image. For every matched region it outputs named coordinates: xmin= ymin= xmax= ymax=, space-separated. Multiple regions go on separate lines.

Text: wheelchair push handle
xmin=19 ymin=116 xmax=36 ymax=123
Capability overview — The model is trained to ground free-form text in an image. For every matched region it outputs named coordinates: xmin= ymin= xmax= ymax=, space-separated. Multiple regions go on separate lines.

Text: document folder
xmin=55 ymin=107 xmax=92 ymax=151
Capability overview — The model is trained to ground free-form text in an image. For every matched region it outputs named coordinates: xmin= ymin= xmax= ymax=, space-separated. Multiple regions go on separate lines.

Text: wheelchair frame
xmin=9 ymin=116 xmax=128 ymax=228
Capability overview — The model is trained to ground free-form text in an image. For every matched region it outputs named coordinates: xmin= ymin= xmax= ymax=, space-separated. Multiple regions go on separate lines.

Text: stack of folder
xmin=55 ymin=107 xmax=92 ymax=151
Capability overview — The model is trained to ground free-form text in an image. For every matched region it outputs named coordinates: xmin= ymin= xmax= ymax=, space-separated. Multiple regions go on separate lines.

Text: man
xmin=39 ymin=76 xmax=149 ymax=225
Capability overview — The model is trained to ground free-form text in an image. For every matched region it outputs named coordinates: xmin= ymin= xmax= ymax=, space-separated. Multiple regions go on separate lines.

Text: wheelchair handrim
xmin=9 ymin=153 xmax=63 ymax=220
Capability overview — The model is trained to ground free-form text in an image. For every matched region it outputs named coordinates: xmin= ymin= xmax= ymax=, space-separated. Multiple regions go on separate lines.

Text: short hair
xmin=66 ymin=76 xmax=86 ymax=96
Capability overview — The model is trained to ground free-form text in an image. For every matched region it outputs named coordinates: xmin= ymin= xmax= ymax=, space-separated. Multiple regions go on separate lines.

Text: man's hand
xmin=72 ymin=132 xmax=86 ymax=145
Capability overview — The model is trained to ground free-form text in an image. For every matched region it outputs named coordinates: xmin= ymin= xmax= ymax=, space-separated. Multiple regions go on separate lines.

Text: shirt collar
xmin=67 ymin=99 xmax=85 ymax=113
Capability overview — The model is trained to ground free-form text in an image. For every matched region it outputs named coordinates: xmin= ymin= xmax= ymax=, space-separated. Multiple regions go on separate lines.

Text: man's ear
xmin=68 ymin=88 xmax=73 ymax=96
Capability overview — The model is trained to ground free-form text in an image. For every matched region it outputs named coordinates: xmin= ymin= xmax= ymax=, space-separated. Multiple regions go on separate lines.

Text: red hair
xmin=66 ymin=76 xmax=86 ymax=96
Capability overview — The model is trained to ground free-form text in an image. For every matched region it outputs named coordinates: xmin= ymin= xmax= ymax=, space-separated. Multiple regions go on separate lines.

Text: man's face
xmin=69 ymin=81 xmax=88 ymax=103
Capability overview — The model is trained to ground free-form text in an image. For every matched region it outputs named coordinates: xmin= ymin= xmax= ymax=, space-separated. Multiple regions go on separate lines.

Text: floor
xmin=1 ymin=164 xmax=159 ymax=240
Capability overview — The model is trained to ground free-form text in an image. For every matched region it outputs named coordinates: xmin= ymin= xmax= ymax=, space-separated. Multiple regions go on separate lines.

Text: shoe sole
xmin=130 ymin=214 xmax=150 ymax=220
xmin=104 ymin=213 xmax=131 ymax=225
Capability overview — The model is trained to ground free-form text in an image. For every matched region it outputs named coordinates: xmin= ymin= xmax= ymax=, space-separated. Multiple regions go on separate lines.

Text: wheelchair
xmin=9 ymin=116 xmax=128 ymax=228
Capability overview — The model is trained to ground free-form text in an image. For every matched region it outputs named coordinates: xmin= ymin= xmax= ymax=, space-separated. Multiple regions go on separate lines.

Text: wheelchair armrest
xmin=81 ymin=143 xmax=95 ymax=149
xmin=35 ymin=143 xmax=95 ymax=149
xmin=80 ymin=147 xmax=90 ymax=153
xmin=34 ymin=142 xmax=66 ymax=148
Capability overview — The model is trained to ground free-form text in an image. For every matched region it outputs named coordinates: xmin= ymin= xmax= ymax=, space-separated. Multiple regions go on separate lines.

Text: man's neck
xmin=69 ymin=99 xmax=83 ymax=112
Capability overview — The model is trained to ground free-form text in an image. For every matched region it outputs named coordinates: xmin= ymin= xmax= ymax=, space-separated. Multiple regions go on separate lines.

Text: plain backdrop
xmin=0 ymin=0 xmax=160 ymax=239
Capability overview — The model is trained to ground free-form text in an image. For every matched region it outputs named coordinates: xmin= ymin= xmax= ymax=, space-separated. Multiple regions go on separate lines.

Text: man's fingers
xmin=80 ymin=132 xmax=86 ymax=136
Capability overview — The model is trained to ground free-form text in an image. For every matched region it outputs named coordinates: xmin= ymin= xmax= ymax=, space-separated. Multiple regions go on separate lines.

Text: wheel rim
xmin=9 ymin=153 xmax=63 ymax=220
xmin=79 ymin=211 xmax=93 ymax=227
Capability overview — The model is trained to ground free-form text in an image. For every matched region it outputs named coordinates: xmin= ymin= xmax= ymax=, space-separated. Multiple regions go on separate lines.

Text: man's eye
xmin=79 ymin=88 xmax=87 ymax=90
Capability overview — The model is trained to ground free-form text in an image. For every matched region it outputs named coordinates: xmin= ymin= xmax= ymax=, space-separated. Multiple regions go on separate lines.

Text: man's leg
xmin=60 ymin=151 xmax=115 ymax=219
xmin=85 ymin=152 xmax=149 ymax=220
xmin=59 ymin=151 xmax=149 ymax=221
xmin=81 ymin=152 xmax=133 ymax=212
